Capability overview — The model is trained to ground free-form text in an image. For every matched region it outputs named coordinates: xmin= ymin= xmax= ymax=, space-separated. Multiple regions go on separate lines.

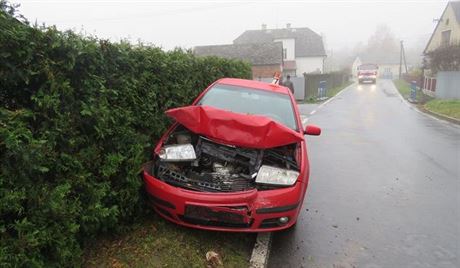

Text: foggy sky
xmin=15 ymin=0 xmax=448 ymax=52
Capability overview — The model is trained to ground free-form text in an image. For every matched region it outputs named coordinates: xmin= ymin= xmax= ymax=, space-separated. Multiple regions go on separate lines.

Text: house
xmin=233 ymin=24 xmax=327 ymax=77
xmin=422 ymin=1 xmax=460 ymax=99
xmin=351 ymin=53 xmax=403 ymax=79
xmin=194 ymin=42 xmax=283 ymax=80
xmin=424 ymin=1 xmax=460 ymax=54
xmin=351 ymin=57 xmax=362 ymax=78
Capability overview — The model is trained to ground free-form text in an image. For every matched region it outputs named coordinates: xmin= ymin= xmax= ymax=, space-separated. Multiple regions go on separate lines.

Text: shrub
xmin=425 ymin=44 xmax=460 ymax=73
xmin=0 ymin=1 xmax=251 ymax=266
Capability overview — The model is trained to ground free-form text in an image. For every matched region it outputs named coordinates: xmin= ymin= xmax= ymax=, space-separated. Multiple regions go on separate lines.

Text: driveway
xmin=269 ymin=80 xmax=460 ymax=268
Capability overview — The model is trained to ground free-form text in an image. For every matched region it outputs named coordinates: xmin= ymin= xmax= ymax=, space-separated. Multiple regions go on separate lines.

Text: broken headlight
xmin=255 ymin=165 xmax=299 ymax=186
xmin=159 ymin=144 xmax=196 ymax=161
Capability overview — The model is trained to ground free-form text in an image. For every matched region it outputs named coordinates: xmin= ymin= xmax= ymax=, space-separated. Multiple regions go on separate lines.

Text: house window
xmin=446 ymin=18 xmax=449 ymax=25
xmin=441 ymin=30 xmax=451 ymax=47
xmin=283 ymin=48 xmax=287 ymax=60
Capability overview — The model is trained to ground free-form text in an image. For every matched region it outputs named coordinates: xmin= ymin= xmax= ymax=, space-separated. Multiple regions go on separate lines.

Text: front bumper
xmin=358 ymin=75 xmax=376 ymax=82
xmin=142 ymin=163 xmax=306 ymax=232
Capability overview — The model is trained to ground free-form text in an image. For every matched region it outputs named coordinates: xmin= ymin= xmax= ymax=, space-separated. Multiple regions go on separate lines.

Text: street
xmin=269 ymin=80 xmax=460 ymax=268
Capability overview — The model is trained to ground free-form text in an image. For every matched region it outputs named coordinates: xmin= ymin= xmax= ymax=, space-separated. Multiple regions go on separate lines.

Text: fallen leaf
xmin=206 ymin=251 xmax=223 ymax=267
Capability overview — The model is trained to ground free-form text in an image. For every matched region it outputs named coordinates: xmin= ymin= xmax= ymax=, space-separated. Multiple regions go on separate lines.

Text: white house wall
xmin=274 ymin=38 xmax=295 ymax=60
xmin=378 ymin=64 xmax=401 ymax=79
xmin=296 ymin=56 xmax=324 ymax=76
xmin=426 ymin=4 xmax=460 ymax=52
xmin=352 ymin=58 xmax=362 ymax=77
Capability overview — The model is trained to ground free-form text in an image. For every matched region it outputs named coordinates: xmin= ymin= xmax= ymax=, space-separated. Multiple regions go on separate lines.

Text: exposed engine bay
xmin=152 ymin=126 xmax=301 ymax=192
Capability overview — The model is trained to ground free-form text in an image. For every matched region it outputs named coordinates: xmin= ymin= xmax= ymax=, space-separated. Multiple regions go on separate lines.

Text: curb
xmin=418 ymin=106 xmax=460 ymax=125
xmin=391 ymin=81 xmax=460 ymax=128
xmin=249 ymin=232 xmax=272 ymax=268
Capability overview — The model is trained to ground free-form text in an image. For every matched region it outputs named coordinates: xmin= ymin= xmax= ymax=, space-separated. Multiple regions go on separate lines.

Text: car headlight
xmin=255 ymin=165 xmax=299 ymax=186
xmin=159 ymin=144 xmax=196 ymax=161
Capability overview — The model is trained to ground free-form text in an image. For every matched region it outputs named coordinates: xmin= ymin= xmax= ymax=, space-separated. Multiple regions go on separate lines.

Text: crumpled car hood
xmin=165 ymin=105 xmax=303 ymax=149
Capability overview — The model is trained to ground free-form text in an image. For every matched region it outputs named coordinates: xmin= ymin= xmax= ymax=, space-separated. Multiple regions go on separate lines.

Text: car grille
xmin=157 ymin=165 xmax=254 ymax=192
xmin=180 ymin=205 xmax=253 ymax=228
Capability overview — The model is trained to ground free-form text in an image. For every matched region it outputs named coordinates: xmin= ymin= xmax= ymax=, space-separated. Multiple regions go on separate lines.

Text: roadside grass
xmin=393 ymin=79 xmax=460 ymax=122
xmin=298 ymin=81 xmax=353 ymax=104
xmin=393 ymin=79 xmax=433 ymax=104
xmin=425 ymin=99 xmax=460 ymax=120
xmin=326 ymin=81 xmax=354 ymax=99
xmin=83 ymin=212 xmax=255 ymax=268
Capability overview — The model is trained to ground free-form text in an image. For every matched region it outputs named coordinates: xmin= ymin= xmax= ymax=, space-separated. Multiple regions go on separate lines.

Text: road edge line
xmin=249 ymin=232 xmax=272 ymax=268
xmin=390 ymin=80 xmax=460 ymax=128
xmin=318 ymin=82 xmax=355 ymax=109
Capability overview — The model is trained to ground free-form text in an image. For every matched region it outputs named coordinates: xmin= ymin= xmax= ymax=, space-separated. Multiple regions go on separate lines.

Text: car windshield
xmin=197 ymin=84 xmax=298 ymax=130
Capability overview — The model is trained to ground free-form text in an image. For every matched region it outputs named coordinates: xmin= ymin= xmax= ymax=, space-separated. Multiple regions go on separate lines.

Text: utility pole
xmin=399 ymin=40 xmax=408 ymax=79
xmin=399 ymin=40 xmax=403 ymax=79
xmin=402 ymin=42 xmax=408 ymax=74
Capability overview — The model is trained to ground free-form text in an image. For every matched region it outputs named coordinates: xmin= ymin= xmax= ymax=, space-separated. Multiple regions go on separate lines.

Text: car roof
xmin=216 ymin=78 xmax=291 ymax=95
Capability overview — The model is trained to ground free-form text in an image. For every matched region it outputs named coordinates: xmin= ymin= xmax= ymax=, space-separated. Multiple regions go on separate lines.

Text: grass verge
xmin=83 ymin=212 xmax=255 ymax=268
xmin=298 ymin=81 xmax=353 ymax=104
xmin=424 ymin=99 xmax=460 ymax=120
xmin=393 ymin=79 xmax=433 ymax=104
xmin=326 ymin=81 xmax=354 ymax=99
xmin=394 ymin=79 xmax=460 ymax=123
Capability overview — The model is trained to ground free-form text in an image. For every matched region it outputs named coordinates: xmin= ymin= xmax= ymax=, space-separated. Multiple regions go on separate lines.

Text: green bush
xmin=0 ymin=2 xmax=251 ymax=266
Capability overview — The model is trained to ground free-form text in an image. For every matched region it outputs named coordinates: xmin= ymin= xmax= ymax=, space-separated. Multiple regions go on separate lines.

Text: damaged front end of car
xmin=142 ymin=105 xmax=308 ymax=231
xmin=151 ymin=127 xmax=300 ymax=193
xmin=151 ymin=105 xmax=304 ymax=192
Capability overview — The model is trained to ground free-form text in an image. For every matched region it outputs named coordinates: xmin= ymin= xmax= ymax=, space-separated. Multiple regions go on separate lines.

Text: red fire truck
xmin=357 ymin=64 xmax=378 ymax=84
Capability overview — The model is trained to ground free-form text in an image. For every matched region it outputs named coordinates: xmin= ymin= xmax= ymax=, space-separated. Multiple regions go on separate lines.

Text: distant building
xmin=194 ymin=42 xmax=282 ymax=80
xmin=193 ymin=24 xmax=326 ymax=79
xmin=352 ymin=53 xmax=403 ymax=79
xmin=234 ymin=24 xmax=327 ymax=76
xmin=424 ymin=1 xmax=460 ymax=54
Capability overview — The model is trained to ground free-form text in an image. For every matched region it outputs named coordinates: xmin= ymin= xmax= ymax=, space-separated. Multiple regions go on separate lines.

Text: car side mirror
xmin=304 ymin=125 xmax=321 ymax=136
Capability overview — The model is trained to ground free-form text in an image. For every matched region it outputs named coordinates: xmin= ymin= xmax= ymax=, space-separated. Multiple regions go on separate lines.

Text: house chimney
xmin=262 ymin=24 xmax=267 ymax=30
xmin=286 ymin=23 xmax=291 ymax=29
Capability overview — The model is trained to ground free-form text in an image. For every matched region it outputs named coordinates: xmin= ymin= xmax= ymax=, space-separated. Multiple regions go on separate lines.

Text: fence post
xmin=410 ymin=80 xmax=417 ymax=102
xmin=318 ymin=80 xmax=327 ymax=100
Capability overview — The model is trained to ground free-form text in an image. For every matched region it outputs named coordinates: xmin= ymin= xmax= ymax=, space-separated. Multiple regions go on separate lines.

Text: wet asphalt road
xmin=268 ymin=80 xmax=460 ymax=268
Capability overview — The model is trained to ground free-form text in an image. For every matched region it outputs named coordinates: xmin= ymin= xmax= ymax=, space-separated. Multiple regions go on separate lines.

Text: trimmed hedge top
xmin=0 ymin=2 xmax=251 ymax=266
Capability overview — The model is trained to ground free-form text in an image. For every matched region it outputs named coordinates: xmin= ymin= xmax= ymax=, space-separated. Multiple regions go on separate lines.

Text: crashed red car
xmin=142 ymin=78 xmax=321 ymax=232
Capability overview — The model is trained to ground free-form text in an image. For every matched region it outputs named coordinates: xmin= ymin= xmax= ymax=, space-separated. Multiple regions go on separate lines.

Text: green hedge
xmin=0 ymin=2 xmax=251 ymax=266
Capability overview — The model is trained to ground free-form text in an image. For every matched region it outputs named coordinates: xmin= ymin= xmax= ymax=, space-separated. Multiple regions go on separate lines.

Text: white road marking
xmin=302 ymin=117 xmax=309 ymax=126
xmin=391 ymin=81 xmax=460 ymax=129
xmin=249 ymin=232 xmax=272 ymax=268
xmin=318 ymin=85 xmax=346 ymax=109
xmin=300 ymin=82 xmax=355 ymax=126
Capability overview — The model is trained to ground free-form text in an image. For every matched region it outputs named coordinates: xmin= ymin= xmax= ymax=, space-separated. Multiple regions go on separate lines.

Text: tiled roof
xmin=233 ymin=27 xmax=326 ymax=57
xmin=194 ymin=42 xmax=283 ymax=65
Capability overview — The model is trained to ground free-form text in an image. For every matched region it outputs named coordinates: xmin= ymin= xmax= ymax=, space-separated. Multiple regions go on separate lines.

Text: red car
xmin=142 ymin=78 xmax=321 ymax=232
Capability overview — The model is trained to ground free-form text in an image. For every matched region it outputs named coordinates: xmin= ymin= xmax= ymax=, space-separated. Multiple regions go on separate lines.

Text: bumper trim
xmin=178 ymin=215 xmax=253 ymax=228
xmin=256 ymin=203 xmax=299 ymax=214
xmin=149 ymin=195 xmax=176 ymax=209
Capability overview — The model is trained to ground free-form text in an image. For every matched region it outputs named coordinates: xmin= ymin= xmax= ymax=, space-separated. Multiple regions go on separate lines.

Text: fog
xmin=15 ymin=0 xmax=448 ymax=67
